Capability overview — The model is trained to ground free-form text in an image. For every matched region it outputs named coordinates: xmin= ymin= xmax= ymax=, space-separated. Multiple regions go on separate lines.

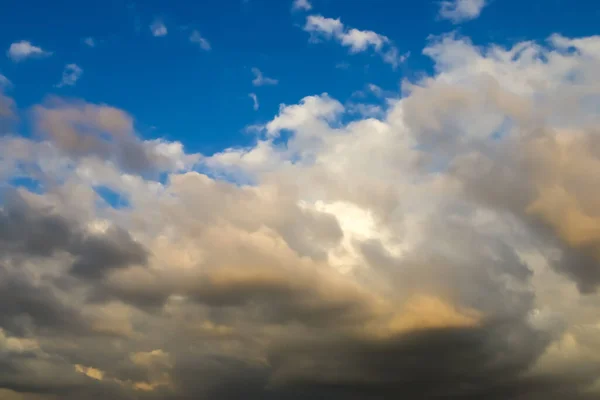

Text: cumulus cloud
xmin=3 ymin=29 xmax=600 ymax=400
xmin=251 ymin=67 xmax=278 ymax=86
xmin=6 ymin=40 xmax=52 ymax=62
xmin=439 ymin=0 xmax=487 ymax=23
xmin=55 ymin=64 xmax=83 ymax=88
xmin=291 ymin=0 xmax=312 ymax=11
xmin=150 ymin=19 xmax=167 ymax=37
xmin=189 ymin=30 xmax=211 ymax=51
xmin=304 ymin=15 xmax=408 ymax=68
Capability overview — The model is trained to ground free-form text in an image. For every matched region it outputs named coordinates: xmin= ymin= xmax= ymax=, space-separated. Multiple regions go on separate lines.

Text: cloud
xmin=189 ymin=30 xmax=211 ymax=51
xmin=55 ymin=64 xmax=83 ymax=88
xmin=251 ymin=68 xmax=278 ymax=86
xmin=150 ymin=19 xmax=167 ymax=37
xmin=0 ymin=74 xmax=11 ymax=89
xmin=291 ymin=0 xmax=312 ymax=11
xmin=3 ymin=30 xmax=600 ymax=400
xmin=0 ymin=77 xmax=16 ymax=127
xmin=304 ymin=15 xmax=408 ymax=68
xmin=439 ymin=0 xmax=487 ymax=23
xmin=31 ymin=99 xmax=199 ymax=174
xmin=82 ymin=37 xmax=96 ymax=47
xmin=6 ymin=40 xmax=52 ymax=62
xmin=249 ymin=93 xmax=259 ymax=111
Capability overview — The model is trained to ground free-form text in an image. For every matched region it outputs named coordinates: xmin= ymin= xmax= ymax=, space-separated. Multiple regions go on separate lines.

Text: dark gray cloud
xmin=0 ymin=189 xmax=148 ymax=280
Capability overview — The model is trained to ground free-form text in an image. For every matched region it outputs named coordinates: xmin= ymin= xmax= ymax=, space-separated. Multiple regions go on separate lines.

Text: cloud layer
xmin=1 ymin=31 xmax=600 ymax=400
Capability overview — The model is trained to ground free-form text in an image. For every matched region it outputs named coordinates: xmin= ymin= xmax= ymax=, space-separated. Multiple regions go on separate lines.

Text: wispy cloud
xmin=82 ymin=37 xmax=96 ymax=47
xmin=304 ymin=15 xmax=408 ymax=68
xmin=0 ymin=73 xmax=12 ymax=88
xmin=150 ymin=19 xmax=168 ymax=37
xmin=190 ymin=30 xmax=211 ymax=51
xmin=55 ymin=64 xmax=83 ymax=88
xmin=6 ymin=40 xmax=52 ymax=62
xmin=249 ymin=93 xmax=259 ymax=111
xmin=292 ymin=0 xmax=312 ymax=11
xmin=251 ymin=68 xmax=278 ymax=86
xmin=438 ymin=0 xmax=487 ymax=23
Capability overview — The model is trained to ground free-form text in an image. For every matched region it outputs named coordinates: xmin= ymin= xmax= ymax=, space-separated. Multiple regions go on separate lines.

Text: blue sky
xmin=1 ymin=0 xmax=599 ymax=155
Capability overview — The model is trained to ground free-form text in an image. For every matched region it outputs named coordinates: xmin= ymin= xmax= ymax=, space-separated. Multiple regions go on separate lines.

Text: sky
xmin=2 ymin=0 xmax=600 ymax=399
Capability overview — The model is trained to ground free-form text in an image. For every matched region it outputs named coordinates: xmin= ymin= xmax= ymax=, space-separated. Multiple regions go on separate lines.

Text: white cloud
xmin=292 ymin=0 xmax=312 ymax=12
xmin=439 ymin=0 xmax=487 ymax=23
xmin=6 ymin=40 xmax=52 ymax=62
xmin=55 ymin=64 xmax=83 ymax=88
xmin=189 ymin=30 xmax=211 ymax=51
xmin=304 ymin=15 xmax=407 ymax=68
xmin=83 ymin=37 xmax=96 ymax=47
xmin=367 ymin=84 xmax=383 ymax=97
xmin=305 ymin=15 xmax=344 ymax=38
xmin=251 ymin=68 xmax=278 ymax=86
xmin=266 ymin=93 xmax=343 ymax=137
xmin=249 ymin=93 xmax=259 ymax=111
xmin=150 ymin=19 xmax=168 ymax=37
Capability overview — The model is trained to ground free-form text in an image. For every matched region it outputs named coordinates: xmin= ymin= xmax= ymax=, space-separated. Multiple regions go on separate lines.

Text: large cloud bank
xmin=2 ymin=33 xmax=600 ymax=399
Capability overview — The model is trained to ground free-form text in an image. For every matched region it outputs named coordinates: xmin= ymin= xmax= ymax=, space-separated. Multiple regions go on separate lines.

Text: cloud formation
xmin=2 ymin=30 xmax=600 ymax=400
xmin=439 ymin=0 xmax=487 ymax=23
xmin=304 ymin=15 xmax=408 ymax=68
xmin=55 ymin=64 xmax=83 ymax=88
xmin=251 ymin=68 xmax=278 ymax=86
xmin=150 ymin=19 xmax=168 ymax=37
xmin=6 ymin=41 xmax=52 ymax=62
xmin=189 ymin=30 xmax=211 ymax=51
xmin=292 ymin=0 xmax=312 ymax=12
xmin=249 ymin=93 xmax=259 ymax=111
xmin=82 ymin=37 xmax=96 ymax=47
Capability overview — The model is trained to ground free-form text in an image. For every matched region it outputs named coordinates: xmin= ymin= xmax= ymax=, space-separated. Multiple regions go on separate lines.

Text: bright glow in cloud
xmin=6 ymin=40 xmax=52 ymax=62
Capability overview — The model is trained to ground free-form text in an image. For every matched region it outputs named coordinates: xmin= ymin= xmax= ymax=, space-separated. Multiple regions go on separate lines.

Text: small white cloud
xmin=367 ymin=84 xmax=383 ymax=97
xmin=292 ymin=0 xmax=312 ymax=11
xmin=251 ymin=68 xmax=278 ymax=86
xmin=304 ymin=15 xmax=407 ymax=69
xmin=305 ymin=15 xmax=344 ymax=38
xmin=249 ymin=93 xmax=259 ymax=111
xmin=150 ymin=19 xmax=168 ymax=37
xmin=190 ymin=30 xmax=211 ymax=51
xmin=439 ymin=0 xmax=487 ymax=23
xmin=341 ymin=28 xmax=388 ymax=53
xmin=7 ymin=40 xmax=52 ymax=62
xmin=83 ymin=37 xmax=96 ymax=47
xmin=382 ymin=47 xmax=410 ymax=69
xmin=55 ymin=64 xmax=83 ymax=88
xmin=335 ymin=61 xmax=350 ymax=69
